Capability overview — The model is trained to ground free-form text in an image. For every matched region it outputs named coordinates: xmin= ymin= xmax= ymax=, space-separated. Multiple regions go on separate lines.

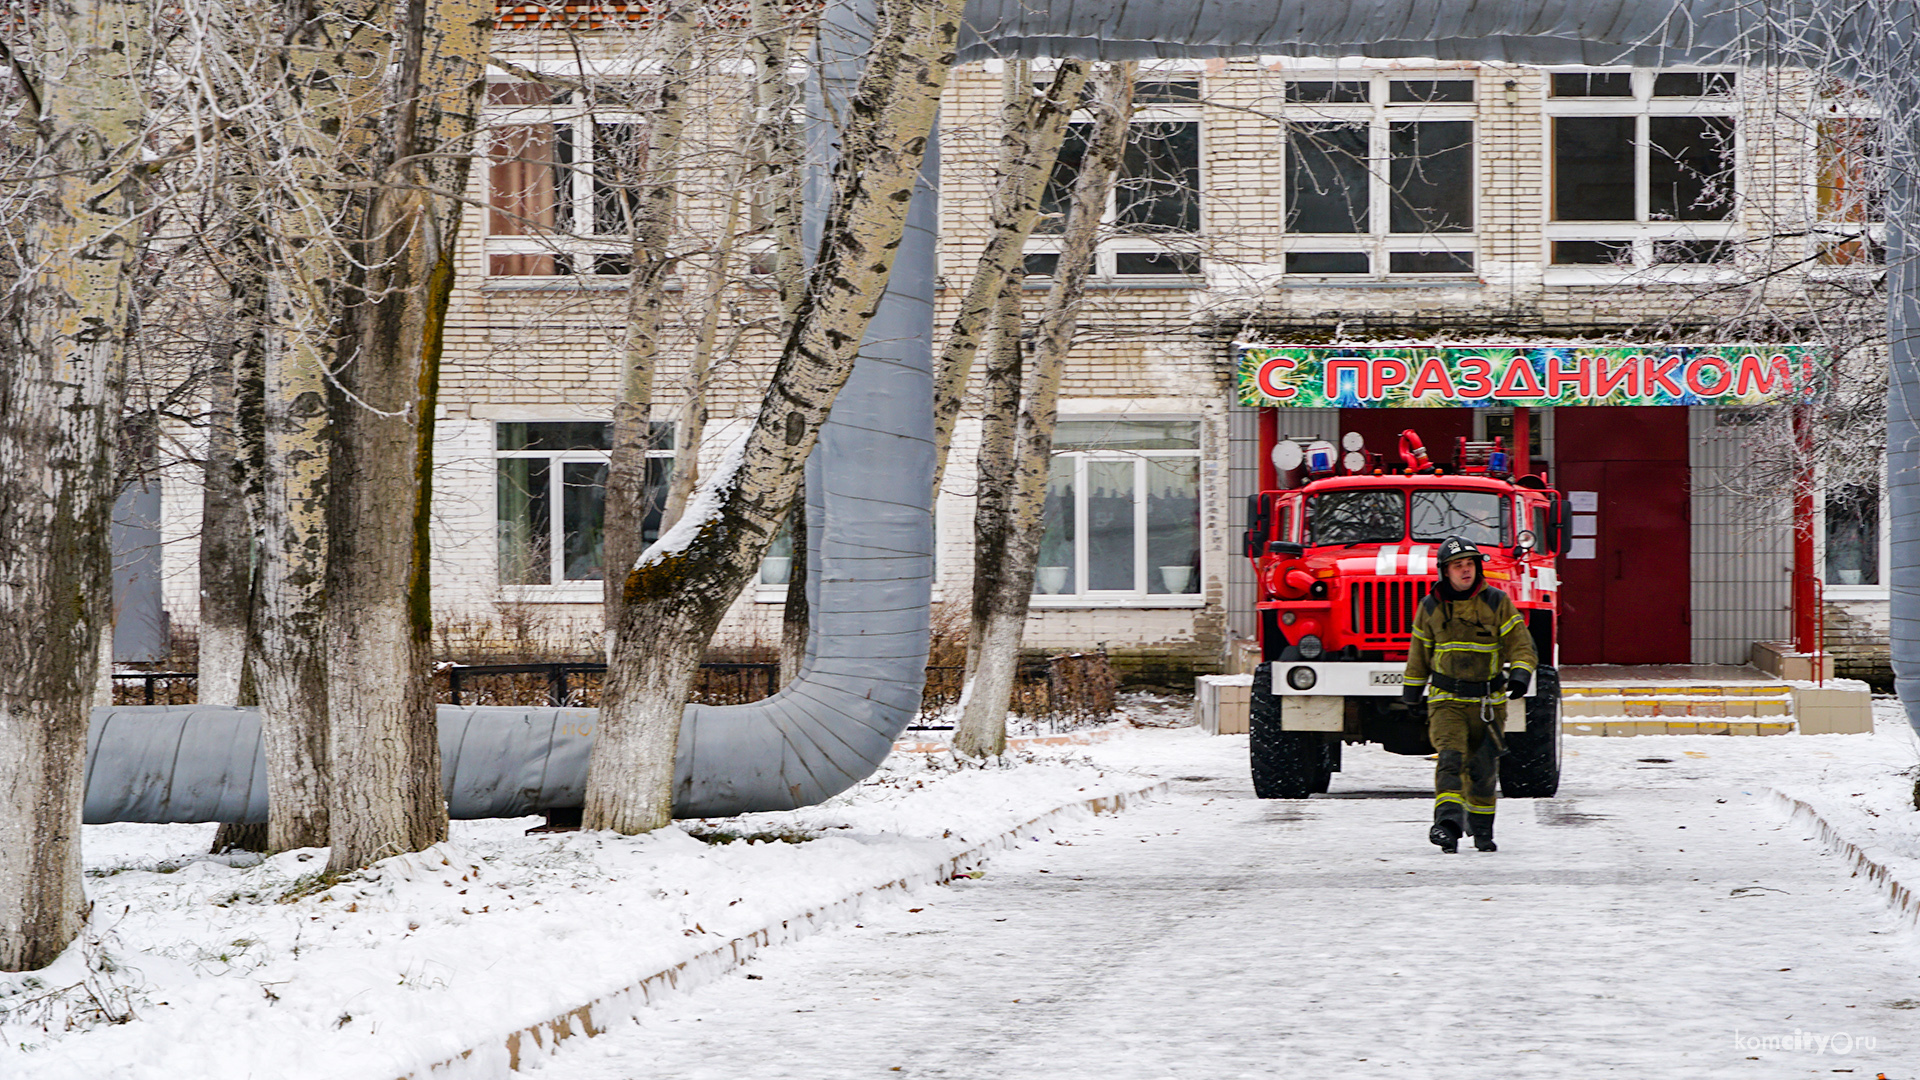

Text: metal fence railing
xmin=110 ymin=651 xmax=1116 ymax=731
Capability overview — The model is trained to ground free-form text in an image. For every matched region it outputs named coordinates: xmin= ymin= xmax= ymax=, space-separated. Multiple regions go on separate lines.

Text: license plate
xmin=1369 ymin=671 xmax=1403 ymax=686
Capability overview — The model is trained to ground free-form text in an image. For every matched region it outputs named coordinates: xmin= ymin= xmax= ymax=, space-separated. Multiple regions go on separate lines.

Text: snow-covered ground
xmin=7 ymin=695 xmax=1920 ymax=1079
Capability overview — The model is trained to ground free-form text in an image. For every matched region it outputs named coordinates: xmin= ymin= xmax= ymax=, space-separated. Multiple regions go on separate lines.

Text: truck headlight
xmin=1298 ymin=634 xmax=1323 ymax=659
xmin=1286 ymin=665 xmax=1317 ymax=691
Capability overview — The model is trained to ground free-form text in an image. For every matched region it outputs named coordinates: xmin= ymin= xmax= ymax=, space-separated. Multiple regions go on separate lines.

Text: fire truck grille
xmin=1351 ymin=578 xmax=1431 ymax=639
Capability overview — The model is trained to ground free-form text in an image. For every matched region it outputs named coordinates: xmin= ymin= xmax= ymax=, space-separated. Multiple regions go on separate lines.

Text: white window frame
xmin=1816 ymin=461 xmax=1890 ymax=600
xmin=494 ymin=420 xmax=674 ymax=602
xmin=1277 ymin=70 xmax=1482 ymax=281
xmin=1030 ymin=414 xmax=1206 ymax=609
xmin=481 ymin=78 xmax=655 ymax=281
xmin=1023 ymin=75 xmax=1207 ymax=283
xmin=1541 ymin=67 xmax=1743 ymax=282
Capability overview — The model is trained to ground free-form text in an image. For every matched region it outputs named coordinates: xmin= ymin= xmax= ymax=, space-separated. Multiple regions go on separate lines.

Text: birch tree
xmin=951 ymin=65 xmax=1134 ymax=759
xmin=930 ymin=59 xmax=1089 ymax=492
xmin=587 ymin=0 xmax=966 ymax=833
xmin=323 ymin=0 xmax=493 ymax=872
xmin=0 ymin=0 xmax=150 ymax=971
xmin=604 ymin=3 xmax=700 ymax=627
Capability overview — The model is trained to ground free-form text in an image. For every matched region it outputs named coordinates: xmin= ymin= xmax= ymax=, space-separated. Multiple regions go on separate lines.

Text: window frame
xmin=1817 ymin=463 xmax=1890 ymax=600
xmin=1029 ymin=415 xmax=1207 ymax=608
xmin=1278 ymin=71 xmax=1481 ymax=281
xmin=1541 ymin=67 xmax=1743 ymax=280
xmin=1809 ymin=90 xmax=1886 ymax=274
xmin=1022 ymin=76 xmax=1208 ymax=284
xmin=481 ymin=78 xmax=657 ymax=281
xmin=494 ymin=419 xmax=675 ymax=600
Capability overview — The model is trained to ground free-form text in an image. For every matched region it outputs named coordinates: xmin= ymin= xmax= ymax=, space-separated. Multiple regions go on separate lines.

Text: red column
xmin=1258 ymin=408 xmax=1278 ymax=492
xmin=1512 ymin=406 xmax=1531 ymax=478
xmin=1792 ymin=406 xmax=1817 ymax=654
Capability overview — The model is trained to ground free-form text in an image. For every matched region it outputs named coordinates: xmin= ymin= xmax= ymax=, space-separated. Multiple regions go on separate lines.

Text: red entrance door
xmin=1553 ymin=409 xmax=1691 ymax=664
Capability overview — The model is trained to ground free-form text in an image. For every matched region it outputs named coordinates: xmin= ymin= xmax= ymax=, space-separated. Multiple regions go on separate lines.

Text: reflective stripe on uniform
xmin=1499 ymin=613 xmax=1525 ymax=637
xmin=1434 ymin=792 xmax=1465 ymax=807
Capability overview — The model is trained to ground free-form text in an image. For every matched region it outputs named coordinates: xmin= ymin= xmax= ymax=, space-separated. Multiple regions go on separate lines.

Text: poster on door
xmin=1235 ymin=344 xmax=1825 ymax=409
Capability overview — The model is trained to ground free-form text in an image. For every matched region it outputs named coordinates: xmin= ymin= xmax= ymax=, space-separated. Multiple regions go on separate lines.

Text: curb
xmin=1769 ymin=789 xmax=1920 ymax=923
xmin=405 ymin=779 xmax=1169 ymax=1079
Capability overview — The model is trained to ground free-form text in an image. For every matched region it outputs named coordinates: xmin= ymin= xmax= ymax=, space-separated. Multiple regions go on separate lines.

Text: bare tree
xmin=323 ymin=0 xmax=493 ymax=872
xmin=951 ymin=65 xmax=1135 ymax=759
xmin=586 ymin=0 xmax=966 ymax=833
xmin=931 ymin=59 xmax=1089 ymax=492
xmin=0 ymin=0 xmax=150 ymax=971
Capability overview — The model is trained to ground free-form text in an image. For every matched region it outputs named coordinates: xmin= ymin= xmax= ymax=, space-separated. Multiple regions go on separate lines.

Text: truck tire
xmin=1500 ymin=666 xmax=1561 ymax=797
xmin=1250 ymin=663 xmax=1325 ymax=798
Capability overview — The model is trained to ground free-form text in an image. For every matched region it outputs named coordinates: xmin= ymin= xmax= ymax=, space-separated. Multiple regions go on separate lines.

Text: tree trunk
xmin=951 ymin=274 xmax=1024 ymax=758
xmin=606 ymin=4 xmax=700 ymax=624
xmin=588 ymin=0 xmax=964 ymax=834
xmin=197 ymin=347 xmax=252 ymax=705
xmin=324 ymin=0 xmax=492 ymax=873
xmin=235 ymin=0 xmax=400 ymax=855
xmin=952 ymin=66 xmax=1135 ymax=758
xmin=0 ymin=0 xmax=148 ymax=972
xmin=779 ymin=483 xmax=809 ymax=686
xmin=929 ymin=60 xmax=1087 ymax=496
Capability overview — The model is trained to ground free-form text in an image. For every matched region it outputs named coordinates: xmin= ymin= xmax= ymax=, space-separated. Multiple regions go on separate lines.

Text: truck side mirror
xmin=1267 ymin=540 xmax=1304 ymax=558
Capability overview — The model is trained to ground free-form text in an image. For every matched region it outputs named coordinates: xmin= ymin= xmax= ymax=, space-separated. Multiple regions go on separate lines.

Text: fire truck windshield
xmin=1410 ymin=490 xmax=1510 ymax=547
xmin=1306 ymin=490 xmax=1404 ymax=545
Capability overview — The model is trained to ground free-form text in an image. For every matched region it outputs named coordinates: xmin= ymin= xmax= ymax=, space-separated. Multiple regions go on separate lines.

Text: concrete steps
xmin=1561 ymin=677 xmax=1870 ymax=736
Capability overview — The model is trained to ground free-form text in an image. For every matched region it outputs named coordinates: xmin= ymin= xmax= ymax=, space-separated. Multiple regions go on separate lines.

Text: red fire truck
xmin=1244 ymin=429 xmax=1568 ymax=799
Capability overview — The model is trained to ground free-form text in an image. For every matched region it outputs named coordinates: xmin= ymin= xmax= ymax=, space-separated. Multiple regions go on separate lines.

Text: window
xmin=1036 ymin=420 xmax=1202 ymax=599
xmin=1026 ymin=79 xmax=1203 ymax=279
xmin=1281 ymin=75 xmax=1477 ymax=277
xmin=496 ymin=421 xmax=673 ymax=586
xmin=1306 ymin=490 xmax=1404 ymax=545
xmin=1825 ymin=480 xmax=1881 ymax=587
xmin=1546 ymin=69 xmax=1738 ymax=270
xmin=1814 ymin=109 xmax=1885 ymax=266
xmin=1409 ymin=490 xmax=1510 ymax=547
xmin=485 ymin=81 xmax=652 ymax=277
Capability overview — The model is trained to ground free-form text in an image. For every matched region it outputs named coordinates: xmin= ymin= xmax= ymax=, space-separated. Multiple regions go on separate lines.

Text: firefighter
xmin=1401 ymin=536 xmax=1536 ymax=853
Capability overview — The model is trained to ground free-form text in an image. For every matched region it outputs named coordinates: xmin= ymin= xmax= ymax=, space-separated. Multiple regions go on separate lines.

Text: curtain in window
xmin=489 ymin=124 xmax=563 ymax=275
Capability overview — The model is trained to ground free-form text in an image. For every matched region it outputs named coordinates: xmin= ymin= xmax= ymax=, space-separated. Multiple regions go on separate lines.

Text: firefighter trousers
xmin=1429 ymin=699 xmax=1499 ymax=835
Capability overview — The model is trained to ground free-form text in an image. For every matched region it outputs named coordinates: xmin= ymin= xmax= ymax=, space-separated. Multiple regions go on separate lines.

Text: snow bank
xmin=0 ymin=742 xmax=1159 ymax=1080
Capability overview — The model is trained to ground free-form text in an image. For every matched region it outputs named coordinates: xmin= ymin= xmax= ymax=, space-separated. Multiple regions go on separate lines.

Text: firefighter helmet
xmin=1435 ymin=536 xmax=1486 ymax=567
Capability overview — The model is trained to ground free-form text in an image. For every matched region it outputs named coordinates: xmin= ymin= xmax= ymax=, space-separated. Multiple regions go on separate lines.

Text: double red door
xmin=1552 ymin=408 xmax=1691 ymax=664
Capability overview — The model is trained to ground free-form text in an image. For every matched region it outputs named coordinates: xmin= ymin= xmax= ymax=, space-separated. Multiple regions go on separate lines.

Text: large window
xmin=485 ymin=81 xmax=651 ymax=277
xmin=1281 ymin=75 xmax=1477 ymax=277
xmin=1306 ymin=489 xmax=1405 ymax=545
xmin=1546 ymin=69 xmax=1739 ymax=270
xmin=1025 ymin=78 xmax=1203 ymax=280
xmin=496 ymin=421 xmax=673 ymax=586
xmin=1035 ymin=420 xmax=1202 ymax=599
xmin=1410 ymin=490 xmax=1510 ymax=547
xmin=1825 ymin=480 xmax=1881 ymax=588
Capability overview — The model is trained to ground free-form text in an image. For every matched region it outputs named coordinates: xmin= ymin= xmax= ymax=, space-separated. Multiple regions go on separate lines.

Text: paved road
xmin=533 ymin=742 xmax=1920 ymax=1079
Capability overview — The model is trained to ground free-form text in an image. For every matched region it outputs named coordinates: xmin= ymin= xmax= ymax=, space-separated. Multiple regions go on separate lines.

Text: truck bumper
xmin=1265 ymin=663 xmax=1529 ymax=733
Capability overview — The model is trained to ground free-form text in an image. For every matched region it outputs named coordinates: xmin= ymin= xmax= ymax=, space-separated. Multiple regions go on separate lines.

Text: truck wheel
xmin=1500 ymin=666 xmax=1561 ymax=797
xmin=1250 ymin=663 xmax=1323 ymax=798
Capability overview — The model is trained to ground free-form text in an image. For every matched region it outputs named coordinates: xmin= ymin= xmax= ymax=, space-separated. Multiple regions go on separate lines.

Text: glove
xmin=1507 ymin=670 xmax=1532 ymax=700
xmin=1402 ymin=684 xmax=1427 ymax=720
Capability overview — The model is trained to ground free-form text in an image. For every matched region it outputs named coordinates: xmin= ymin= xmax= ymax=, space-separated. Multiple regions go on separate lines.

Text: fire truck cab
xmin=1244 ymin=430 xmax=1567 ymax=799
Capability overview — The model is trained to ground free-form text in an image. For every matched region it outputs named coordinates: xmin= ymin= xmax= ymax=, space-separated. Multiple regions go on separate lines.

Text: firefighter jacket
xmin=1403 ymin=583 xmax=1537 ymax=704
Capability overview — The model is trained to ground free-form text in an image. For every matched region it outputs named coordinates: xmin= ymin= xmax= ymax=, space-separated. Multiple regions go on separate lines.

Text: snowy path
xmin=534 ymin=737 xmax=1920 ymax=1079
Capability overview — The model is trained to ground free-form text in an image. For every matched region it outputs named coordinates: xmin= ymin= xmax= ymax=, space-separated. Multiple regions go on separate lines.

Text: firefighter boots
xmin=1429 ymin=820 xmax=1461 ymax=853
xmin=1468 ymin=814 xmax=1496 ymax=852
